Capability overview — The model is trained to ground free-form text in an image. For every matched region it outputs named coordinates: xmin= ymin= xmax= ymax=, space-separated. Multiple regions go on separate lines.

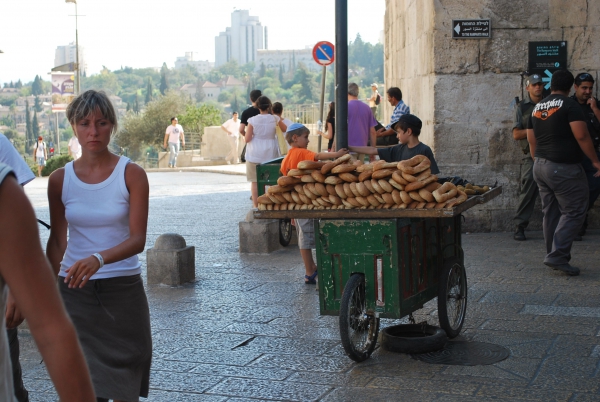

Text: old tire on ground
xmin=438 ymin=257 xmax=468 ymax=338
xmin=279 ymin=219 xmax=292 ymax=246
xmin=380 ymin=324 xmax=447 ymax=354
xmin=339 ymin=273 xmax=380 ymax=362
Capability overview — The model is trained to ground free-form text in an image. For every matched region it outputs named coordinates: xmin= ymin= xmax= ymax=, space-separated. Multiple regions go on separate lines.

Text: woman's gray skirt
xmin=59 ymin=274 xmax=152 ymax=401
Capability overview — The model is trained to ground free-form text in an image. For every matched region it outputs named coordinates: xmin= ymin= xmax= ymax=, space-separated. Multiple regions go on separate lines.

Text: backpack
xmin=375 ymin=93 xmax=381 ymax=106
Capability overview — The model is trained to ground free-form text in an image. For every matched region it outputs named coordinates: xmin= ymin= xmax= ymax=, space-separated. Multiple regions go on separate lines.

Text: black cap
xmin=391 ymin=114 xmax=422 ymax=131
xmin=527 ymin=74 xmax=542 ymax=85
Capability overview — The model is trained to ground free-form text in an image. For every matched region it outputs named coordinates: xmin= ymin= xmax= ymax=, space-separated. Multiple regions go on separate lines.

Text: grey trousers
xmin=514 ymin=156 xmax=539 ymax=229
xmin=8 ymin=327 xmax=29 ymax=402
xmin=533 ymin=158 xmax=588 ymax=265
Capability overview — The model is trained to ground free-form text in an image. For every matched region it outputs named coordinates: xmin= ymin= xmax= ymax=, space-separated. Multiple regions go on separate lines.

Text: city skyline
xmin=0 ymin=0 xmax=385 ymax=85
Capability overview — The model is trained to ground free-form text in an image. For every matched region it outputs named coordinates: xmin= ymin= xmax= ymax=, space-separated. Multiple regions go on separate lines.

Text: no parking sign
xmin=313 ymin=41 xmax=335 ymax=66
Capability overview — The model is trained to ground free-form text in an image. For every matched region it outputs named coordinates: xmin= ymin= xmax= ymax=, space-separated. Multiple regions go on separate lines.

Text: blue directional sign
xmin=313 ymin=41 xmax=335 ymax=66
xmin=528 ymin=41 xmax=567 ymax=90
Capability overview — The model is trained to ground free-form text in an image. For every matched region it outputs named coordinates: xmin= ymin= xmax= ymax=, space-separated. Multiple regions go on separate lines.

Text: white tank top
xmin=60 ymin=156 xmax=141 ymax=279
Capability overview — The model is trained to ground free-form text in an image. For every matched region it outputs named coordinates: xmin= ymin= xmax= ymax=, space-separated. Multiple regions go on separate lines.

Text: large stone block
xmin=483 ymin=0 xmax=548 ymax=29
xmin=549 ymin=0 xmax=587 ymax=28
xmin=563 ymin=27 xmax=600 ymax=71
xmin=433 ymin=29 xmax=481 ymax=75
xmin=147 ymin=234 xmax=195 ymax=286
xmin=239 ymin=218 xmax=282 ymax=254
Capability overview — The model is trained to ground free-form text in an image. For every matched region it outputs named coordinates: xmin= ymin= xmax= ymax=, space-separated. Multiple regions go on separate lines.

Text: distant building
xmin=215 ymin=10 xmax=266 ymax=67
xmin=54 ymin=42 xmax=87 ymax=74
xmin=255 ymin=48 xmax=320 ymax=72
xmin=179 ymin=76 xmax=245 ymax=101
xmin=175 ymin=52 xmax=214 ymax=75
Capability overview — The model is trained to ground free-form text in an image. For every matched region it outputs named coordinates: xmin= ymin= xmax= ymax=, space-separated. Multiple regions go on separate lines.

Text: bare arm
xmin=239 ymin=123 xmax=247 ymax=136
xmin=46 ymin=168 xmax=68 ymax=275
xmin=317 ymin=122 xmax=334 ymax=140
xmin=370 ymin=126 xmax=378 ymax=147
xmin=163 ymin=133 xmax=169 ymax=148
xmin=64 ymin=163 xmax=149 ymax=288
xmin=513 ymin=127 xmax=527 ymax=141
xmin=315 ymin=148 xmax=349 ymax=161
xmin=571 ymin=121 xmax=600 ymax=176
xmin=526 ymin=128 xmax=536 ymax=161
xmin=278 ymin=119 xmax=287 ymax=132
xmin=180 ymin=131 xmax=185 ymax=148
xmin=245 ymin=124 xmax=255 ymax=143
xmin=221 ymin=124 xmax=228 ymax=133
xmin=0 ymin=176 xmax=95 ymax=401
xmin=348 ymin=145 xmax=379 ymax=155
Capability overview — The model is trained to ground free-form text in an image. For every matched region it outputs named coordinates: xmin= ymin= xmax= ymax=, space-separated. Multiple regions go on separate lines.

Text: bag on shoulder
xmin=275 ymin=117 xmax=288 ymax=156
xmin=375 ymin=93 xmax=381 ymax=106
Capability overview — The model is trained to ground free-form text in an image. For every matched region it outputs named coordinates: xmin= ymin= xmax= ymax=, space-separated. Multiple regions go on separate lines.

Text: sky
xmin=0 ymin=0 xmax=385 ymax=85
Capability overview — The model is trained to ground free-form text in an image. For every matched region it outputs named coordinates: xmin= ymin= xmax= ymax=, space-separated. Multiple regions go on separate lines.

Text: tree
xmin=31 ymin=75 xmax=43 ymax=96
xmin=25 ymin=100 xmax=33 ymax=147
xmin=133 ymin=93 xmax=140 ymax=114
xmin=259 ymin=62 xmax=266 ymax=78
xmin=279 ymin=65 xmax=284 ymax=84
xmin=159 ymin=63 xmax=169 ymax=95
xmin=32 ymin=111 xmax=40 ymax=140
xmin=294 ymin=63 xmax=317 ymax=103
xmin=34 ymin=96 xmax=42 ymax=112
xmin=82 ymin=67 xmax=121 ymax=94
xmin=195 ymin=79 xmax=205 ymax=103
xmin=15 ymin=79 xmax=22 ymax=89
xmin=145 ymin=78 xmax=154 ymax=104
xmin=178 ymin=104 xmax=222 ymax=136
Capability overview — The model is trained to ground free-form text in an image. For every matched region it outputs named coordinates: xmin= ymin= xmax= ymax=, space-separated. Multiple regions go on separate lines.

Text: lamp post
xmin=65 ymin=0 xmax=80 ymax=95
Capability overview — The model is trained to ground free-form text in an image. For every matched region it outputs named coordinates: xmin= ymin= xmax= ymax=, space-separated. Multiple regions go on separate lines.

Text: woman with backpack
xmin=368 ymin=83 xmax=381 ymax=119
xmin=32 ymin=136 xmax=47 ymax=177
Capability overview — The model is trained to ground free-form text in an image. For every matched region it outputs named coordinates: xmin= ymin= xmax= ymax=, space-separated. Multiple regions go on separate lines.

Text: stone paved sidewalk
xmin=19 ymin=171 xmax=600 ymax=401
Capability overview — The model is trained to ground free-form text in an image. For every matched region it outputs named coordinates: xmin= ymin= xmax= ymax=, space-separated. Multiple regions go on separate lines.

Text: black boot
xmin=514 ymin=226 xmax=526 ymax=241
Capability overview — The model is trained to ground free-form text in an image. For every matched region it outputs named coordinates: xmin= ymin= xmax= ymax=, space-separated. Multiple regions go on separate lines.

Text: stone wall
xmin=384 ymin=0 xmax=600 ymax=231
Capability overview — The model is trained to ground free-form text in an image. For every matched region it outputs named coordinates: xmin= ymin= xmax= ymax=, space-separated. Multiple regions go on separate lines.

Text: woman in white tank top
xmin=46 ymin=90 xmax=151 ymax=402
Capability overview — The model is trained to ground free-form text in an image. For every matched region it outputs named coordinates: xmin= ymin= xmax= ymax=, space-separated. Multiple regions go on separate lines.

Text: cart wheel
xmin=279 ymin=219 xmax=292 ymax=247
xmin=438 ymin=257 xmax=467 ymax=338
xmin=339 ymin=273 xmax=380 ymax=362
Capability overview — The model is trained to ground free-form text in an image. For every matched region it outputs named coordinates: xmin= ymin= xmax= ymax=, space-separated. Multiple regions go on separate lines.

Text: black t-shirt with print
xmin=240 ymin=106 xmax=260 ymax=125
xmin=570 ymin=95 xmax=600 ymax=148
xmin=527 ymin=94 xmax=586 ymax=164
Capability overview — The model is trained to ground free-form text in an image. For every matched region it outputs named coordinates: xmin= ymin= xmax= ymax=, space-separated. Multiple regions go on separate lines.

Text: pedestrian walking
xmin=163 ymin=117 xmax=185 ymax=168
xmin=221 ymin=112 xmax=241 ymax=164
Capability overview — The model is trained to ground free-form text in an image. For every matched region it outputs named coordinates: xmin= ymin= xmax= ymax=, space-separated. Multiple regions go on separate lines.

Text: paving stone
xmin=286 ymin=371 xmax=373 ymax=387
xmin=149 ymin=371 xmax=222 ymax=393
xmin=480 ymin=319 xmax=597 ymax=336
xmin=152 ymin=330 xmax=252 ymax=351
xmin=475 ymin=384 xmax=573 ymax=401
xmin=221 ymin=322 xmax=300 ymax=337
xmin=206 ymin=377 xmax=330 ymax=401
xmin=166 ymin=348 xmax=262 ymax=366
xmin=367 ymin=376 xmax=479 ymax=395
xmin=233 ymin=335 xmax=338 ymax=355
xmin=143 ymin=390 xmax=227 ymax=401
xmin=321 ymin=387 xmax=439 ymax=401
xmin=249 ymin=354 xmax=354 ymax=373
xmin=521 ymin=305 xmax=600 ymax=319
xmin=151 ymin=358 xmax=199 ymax=373
xmin=189 ymin=363 xmax=292 ymax=380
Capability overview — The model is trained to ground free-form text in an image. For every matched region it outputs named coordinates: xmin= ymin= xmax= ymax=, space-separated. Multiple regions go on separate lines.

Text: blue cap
xmin=286 ymin=123 xmax=305 ymax=133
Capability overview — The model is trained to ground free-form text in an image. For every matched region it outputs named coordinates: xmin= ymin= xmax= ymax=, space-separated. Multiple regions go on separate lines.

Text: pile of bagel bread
xmin=257 ymin=155 xmax=470 ymax=210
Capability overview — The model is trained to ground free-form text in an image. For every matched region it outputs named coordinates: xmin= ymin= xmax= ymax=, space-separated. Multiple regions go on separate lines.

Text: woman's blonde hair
xmin=66 ymin=90 xmax=118 ymax=134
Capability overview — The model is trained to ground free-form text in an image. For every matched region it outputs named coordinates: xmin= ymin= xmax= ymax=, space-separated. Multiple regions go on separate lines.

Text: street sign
xmin=313 ymin=41 xmax=335 ymax=66
xmin=452 ymin=19 xmax=491 ymax=39
xmin=528 ymin=41 xmax=567 ymax=90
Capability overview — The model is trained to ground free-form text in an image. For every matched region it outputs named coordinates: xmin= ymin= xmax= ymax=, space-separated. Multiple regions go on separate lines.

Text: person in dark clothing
xmin=317 ymin=102 xmax=335 ymax=151
xmin=571 ymin=72 xmax=600 ymax=240
xmin=239 ymin=89 xmax=262 ymax=138
xmin=513 ymin=74 xmax=544 ymax=241
xmin=527 ymin=70 xmax=600 ymax=276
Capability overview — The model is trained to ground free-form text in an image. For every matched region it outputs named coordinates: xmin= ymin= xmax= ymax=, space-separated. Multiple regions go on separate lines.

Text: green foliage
xmin=31 ymin=75 xmax=43 ymax=96
xmin=2 ymin=128 xmax=18 ymax=140
xmin=82 ymin=67 xmax=121 ymax=95
xmin=160 ymin=63 xmax=169 ymax=95
xmin=348 ymin=33 xmax=384 ymax=85
xmin=145 ymin=78 xmax=154 ymax=104
xmin=0 ymin=116 xmax=14 ymax=128
xmin=34 ymin=96 xmax=42 ymax=112
xmin=178 ymin=103 xmax=222 ymax=136
xmin=25 ymin=100 xmax=33 ymax=146
xmin=41 ymin=154 xmax=73 ymax=177
xmin=32 ymin=111 xmax=40 ymax=139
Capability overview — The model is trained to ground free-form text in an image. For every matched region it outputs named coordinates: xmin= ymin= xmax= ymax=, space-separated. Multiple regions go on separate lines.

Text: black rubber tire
xmin=279 ymin=219 xmax=292 ymax=247
xmin=339 ymin=274 xmax=380 ymax=362
xmin=438 ymin=257 xmax=468 ymax=338
xmin=380 ymin=324 xmax=448 ymax=354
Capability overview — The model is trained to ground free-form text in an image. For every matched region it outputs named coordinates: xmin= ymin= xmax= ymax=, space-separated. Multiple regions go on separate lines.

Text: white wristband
xmin=92 ymin=253 xmax=104 ymax=268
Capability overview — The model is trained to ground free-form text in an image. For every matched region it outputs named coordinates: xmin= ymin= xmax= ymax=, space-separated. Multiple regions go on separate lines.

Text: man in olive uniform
xmin=571 ymin=72 xmax=600 ymax=240
xmin=512 ymin=74 xmax=544 ymax=240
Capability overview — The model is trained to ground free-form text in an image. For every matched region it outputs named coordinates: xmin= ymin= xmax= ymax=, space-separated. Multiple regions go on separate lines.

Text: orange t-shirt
xmin=280 ymin=147 xmax=317 ymax=175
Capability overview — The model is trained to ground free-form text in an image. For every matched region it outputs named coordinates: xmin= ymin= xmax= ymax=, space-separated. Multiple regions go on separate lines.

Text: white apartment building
xmin=175 ymin=52 xmax=214 ymax=75
xmin=54 ymin=42 xmax=86 ymax=73
xmin=255 ymin=48 xmax=320 ymax=72
xmin=215 ymin=10 xmax=266 ymax=67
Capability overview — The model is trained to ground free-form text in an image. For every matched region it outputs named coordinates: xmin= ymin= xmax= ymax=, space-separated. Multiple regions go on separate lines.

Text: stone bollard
xmin=147 ymin=233 xmax=195 ymax=286
xmin=239 ymin=209 xmax=282 ymax=253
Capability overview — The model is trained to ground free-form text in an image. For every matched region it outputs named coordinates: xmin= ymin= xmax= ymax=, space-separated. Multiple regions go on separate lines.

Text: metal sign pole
xmin=318 ymin=65 xmax=326 ymax=152
xmin=335 ymin=0 xmax=348 ymax=151
xmin=56 ymin=113 xmax=60 ymax=155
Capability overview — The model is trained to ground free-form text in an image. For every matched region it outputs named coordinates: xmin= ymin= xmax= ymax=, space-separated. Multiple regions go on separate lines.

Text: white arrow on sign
xmin=454 ymin=24 xmax=461 ymax=35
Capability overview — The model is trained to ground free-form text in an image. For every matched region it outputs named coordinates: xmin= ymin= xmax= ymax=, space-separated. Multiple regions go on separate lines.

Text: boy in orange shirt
xmin=280 ymin=123 xmax=348 ymax=284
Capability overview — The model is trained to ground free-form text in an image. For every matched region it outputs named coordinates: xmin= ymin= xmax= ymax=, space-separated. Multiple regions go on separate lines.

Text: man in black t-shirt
xmin=527 ymin=70 xmax=600 ymax=276
xmin=571 ymin=72 xmax=600 ymax=239
xmin=239 ymin=89 xmax=262 ymax=137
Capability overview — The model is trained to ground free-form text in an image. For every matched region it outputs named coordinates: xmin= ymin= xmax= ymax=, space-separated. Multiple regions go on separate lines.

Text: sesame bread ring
xmin=257 ymin=194 xmax=273 ymax=204
xmin=335 ymin=184 xmax=347 ymax=199
xmin=297 ymin=160 xmax=325 ymax=170
xmin=372 ymin=168 xmax=394 ymax=180
xmin=363 ymin=179 xmax=376 ymax=194
xmin=356 ymin=196 xmax=370 ymax=207
xmin=324 ymin=176 xmax=344 ymax=185
xmin=391 ymin=190 xmax=402 ymax=205
xmin=287 ymin=168 xmax=313 ymax=177
xmin=425 ymin=202 xmax=437 ymax=209
xmin=389 ymin=178 xmax=405 ymax=191
xmin=298 ymin=193 xmax=311 ymax=204
xmin=446 ymin=190 xmax=467 ymax=208
xmin=424 ymin=181 xmax=442 ymax=192
xmin=258 ymin=203 xmax=267 ymax=210
xmin=383 ymin=204 xmax=393 ymax=209
xmin=281 ymin=192 xmax=294 ymax=203
xmin=382 ymin=193 xmax=394 ymax=205
xmin=315 ymin=183 xmax=329 ymax=197
xmin=315 ymin=198 xmax=328 ymax=206
xmin=356 ymin=182 xmax=371 ymax=197
xmin=358 ymin=171 xmax=373 ymax=182
xmin=277 ymin=176 xmax=301 ymax=187
xmin=404 ymin=172 xmax=436 ymax=192
xmin=321 ymin=162 xmax=336 ymax=175
xmin=391 ymin=171 xmax=409 ymax=185
xmin=397 ymin=155 xmax=431 ymax=175
xmin=342 ymin=199 xmax=355 ymax=208
xmin=366 ymin=195 xmax=381 ymax=207
xmin=373 ymin=161 xmax=399 ymax=171
xmin=404 ymin=180 xmax=426 ymax=192
xmin=416 ymin=202 xmax=426 ymax=209
xmin=294 ymin=184 xmax=305 ymax=195
xmin=312 ymin=199 xmax=320 ymax=207
xmin=400 ymin=190 xmax=412 ymax=204
xmin=305 ymin=183 xmax=320 ymax=197
xmin=300 ymin=204 xmax=308 ymax=210
xmin=343 ymin=183 xmax=354 ymax=199
xmin=311 ymin=170 xmax=326 ymax=183
xmin=339 ymin=172 xmax=359 ymax=182
xmin=374 ymin=194 xmax=385 ymax=204
xmin=378 ymin=179 xmax=393 ymax=193
xmin=290 ymin=191 xmax=301 ymax=204
xmin=356 ymin=164 xmax=374 ymax=173
xmin=371 ymin=179 xmax=386 ymax=195
xmin=326 ymin=184 xmax=337 ymax=196
xmin=301 ymin=174 xmax=316 ymax=183
xmin=408 ymin=191 xmax=425 ymax=202
xmin=397 ymin=203 xmax=408 ymax=209
xmin=266 ymin=203 xmax=273 ymax=210
xmin=346 ymin=197 xmax=362 ymax=207
xmin=268 ymin=194 xmax=284 ymax=204
xmin=418 ymin=188 xmax=435 ymax=203
xmin=349 ymin=182 xmax=361 ymax=197
xmin=267 ymin=185 xmax=292 ymax=194
xmin=332 ymin=164 xmax=357 ymax=174
xmin=432 ymin=182 xmax=458 ymax=203
xmin=407 ymin=201 xmax=419 ymax=209
xmin=329 ymin=194 xmax=343 ymax=205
